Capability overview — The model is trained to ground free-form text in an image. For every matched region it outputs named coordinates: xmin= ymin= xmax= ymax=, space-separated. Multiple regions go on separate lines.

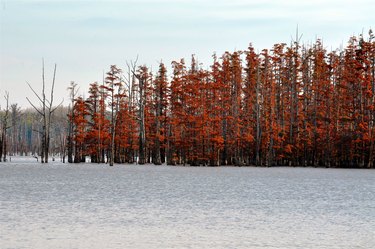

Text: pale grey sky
xmin=0 ymin=0 xmax=373 ymax=107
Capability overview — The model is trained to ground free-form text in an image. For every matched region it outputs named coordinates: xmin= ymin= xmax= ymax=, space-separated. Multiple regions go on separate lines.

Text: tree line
xmin=67 ymin=32 xmax=375 ymax=168
xmin=1 ymin=31 xmax=374 ymax=168
xmin=0 ymin=104 xmax=68 ymax=162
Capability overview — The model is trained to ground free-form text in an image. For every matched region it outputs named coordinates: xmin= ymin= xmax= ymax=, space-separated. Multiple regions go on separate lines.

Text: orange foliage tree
xmin=68 ymin=31 xmax=375 ymax=168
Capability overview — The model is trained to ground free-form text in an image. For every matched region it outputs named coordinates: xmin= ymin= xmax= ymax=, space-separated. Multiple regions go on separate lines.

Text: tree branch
xmin=26 ymin=97 xmax=43 ymax=116
xmin=26 ymin=81 xmax=44 ymax=106
xmin=51 ymin=99 xmax=64 ymax=113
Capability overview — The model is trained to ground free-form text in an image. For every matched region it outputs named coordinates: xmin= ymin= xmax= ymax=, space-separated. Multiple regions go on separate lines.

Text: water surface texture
xmin=1 ymin=158 xmax=374 ymax=248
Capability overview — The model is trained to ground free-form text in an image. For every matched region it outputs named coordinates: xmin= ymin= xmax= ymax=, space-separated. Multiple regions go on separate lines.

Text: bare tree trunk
xmin=138 ymin=76 xmax=146 ymax=165
xmin=27 ymin=60 xmax=62 ymax=164
xmin=1 ymin=92 xmax=10 ymax=162
xmin=67 ymin=102 xmax=74 ymax=164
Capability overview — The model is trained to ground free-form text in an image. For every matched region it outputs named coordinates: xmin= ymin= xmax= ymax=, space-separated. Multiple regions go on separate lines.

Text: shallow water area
xmin=1 ymin=157 xmax=374 ymax=248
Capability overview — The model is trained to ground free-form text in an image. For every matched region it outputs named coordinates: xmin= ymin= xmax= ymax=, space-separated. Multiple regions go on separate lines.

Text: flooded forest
xmin=1 ymin=32 xmax=375 ymax=168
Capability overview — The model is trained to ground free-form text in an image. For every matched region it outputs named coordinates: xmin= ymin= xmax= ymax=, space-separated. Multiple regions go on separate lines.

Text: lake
xmin=1 ymin=157 xmax=374 ymax=248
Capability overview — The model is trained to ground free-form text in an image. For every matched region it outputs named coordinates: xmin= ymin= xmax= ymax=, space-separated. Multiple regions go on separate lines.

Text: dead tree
xmin=26 ymin=60 xmax=62 ymax=163
xmin=0 ymin=92 xmax=11 ymax=162
xmin=132 ymin=65 xmax=148 ymax=165
xmin=67 ymin=82 xmax=78 ymax=163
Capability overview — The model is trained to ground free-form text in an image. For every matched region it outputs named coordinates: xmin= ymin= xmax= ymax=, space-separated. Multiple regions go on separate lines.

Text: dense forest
xmin=1 ymin=31 xmax=375 ymax=168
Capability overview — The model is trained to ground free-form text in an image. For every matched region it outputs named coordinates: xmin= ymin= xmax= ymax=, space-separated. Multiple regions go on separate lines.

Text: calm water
xmin=1 ymin=158 xmax=374 ymax=249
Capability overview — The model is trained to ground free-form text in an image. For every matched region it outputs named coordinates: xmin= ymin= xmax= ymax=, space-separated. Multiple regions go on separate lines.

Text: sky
xmin=0 ymin=0 xmax=374 ymax=108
